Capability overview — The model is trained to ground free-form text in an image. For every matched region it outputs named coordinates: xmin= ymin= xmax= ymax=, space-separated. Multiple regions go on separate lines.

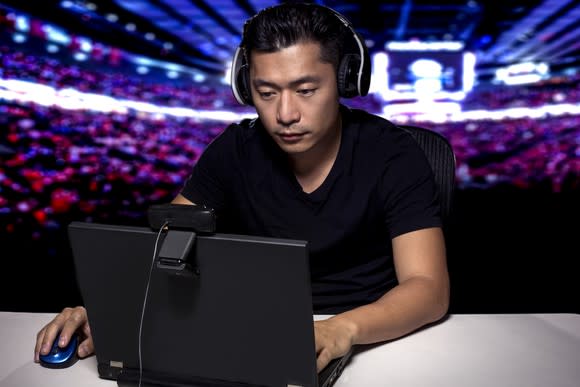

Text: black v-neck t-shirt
xmin=181 ymin=105 xmax=441 ymax=313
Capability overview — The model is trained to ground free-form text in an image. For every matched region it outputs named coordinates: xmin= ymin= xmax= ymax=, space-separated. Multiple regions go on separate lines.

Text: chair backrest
xmin=398 ymin=125 xmax=456 ymax=229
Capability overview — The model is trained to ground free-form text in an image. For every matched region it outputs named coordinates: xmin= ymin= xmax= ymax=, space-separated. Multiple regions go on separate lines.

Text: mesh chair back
xmin=398 ymin=125 xmax=456 ymax=228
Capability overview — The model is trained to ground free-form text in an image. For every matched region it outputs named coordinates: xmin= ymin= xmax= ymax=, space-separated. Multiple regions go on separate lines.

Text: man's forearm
xmin=332 ymin=275 xmax=449 ymax=345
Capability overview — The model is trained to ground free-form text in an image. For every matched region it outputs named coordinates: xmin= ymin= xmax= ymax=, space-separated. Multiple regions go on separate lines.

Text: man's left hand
xmin=314 ymin=316 xmax=358 ymax=372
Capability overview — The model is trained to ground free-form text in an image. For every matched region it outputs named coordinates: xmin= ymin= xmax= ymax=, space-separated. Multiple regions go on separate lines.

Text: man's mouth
xmin=278 ymin=132 xmax=306 ymax=142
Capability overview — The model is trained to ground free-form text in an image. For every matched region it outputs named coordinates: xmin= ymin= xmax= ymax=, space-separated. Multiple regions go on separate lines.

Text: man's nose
xmin=276 ymin=91 xmax=300 ymax=125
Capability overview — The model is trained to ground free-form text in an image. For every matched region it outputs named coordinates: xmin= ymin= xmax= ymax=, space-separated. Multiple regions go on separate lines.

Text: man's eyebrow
xmin=253 ymin=75 xmax=321 ymax=89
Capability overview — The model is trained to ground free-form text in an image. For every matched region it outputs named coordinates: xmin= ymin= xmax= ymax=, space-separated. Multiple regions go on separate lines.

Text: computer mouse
xmin=39 ymin=332 xmax=79 ymax=369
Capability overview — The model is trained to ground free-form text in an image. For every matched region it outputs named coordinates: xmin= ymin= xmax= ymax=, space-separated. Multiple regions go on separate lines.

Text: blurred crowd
xmin=0 ymin=45 xmax=253 ymax=113
xmin=0 ymin=101 xmax=224 ymax=238
xmin=1 ymin=44 xmax=579 ymax=238
xmin=462 ymin=74 xmax=580 ymax=110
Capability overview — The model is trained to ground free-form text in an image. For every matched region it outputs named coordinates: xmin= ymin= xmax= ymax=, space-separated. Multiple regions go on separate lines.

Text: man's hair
xmin=241 ymin=3 xmax=348 ymax=70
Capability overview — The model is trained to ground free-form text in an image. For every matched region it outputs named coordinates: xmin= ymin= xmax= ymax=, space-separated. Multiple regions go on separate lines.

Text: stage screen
xmin=385 ymin=42 xmax=470 ymax=100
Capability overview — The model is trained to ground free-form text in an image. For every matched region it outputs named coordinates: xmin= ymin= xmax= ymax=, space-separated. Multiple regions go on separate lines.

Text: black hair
xmin=241 ymin=3 xmax=348 ymax=70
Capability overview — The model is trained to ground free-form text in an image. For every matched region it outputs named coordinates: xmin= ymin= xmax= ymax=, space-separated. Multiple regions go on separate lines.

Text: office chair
xmin=398 ymin=125 xmax=456 ymax=229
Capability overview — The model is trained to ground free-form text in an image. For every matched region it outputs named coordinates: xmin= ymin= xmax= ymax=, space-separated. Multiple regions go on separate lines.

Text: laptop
xmin=68 ymin=221 xmax=351 ymax=387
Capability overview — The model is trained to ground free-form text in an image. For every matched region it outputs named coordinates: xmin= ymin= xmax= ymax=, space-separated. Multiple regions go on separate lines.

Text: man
xmin=35 ymin=3 xmax=449 ymax=373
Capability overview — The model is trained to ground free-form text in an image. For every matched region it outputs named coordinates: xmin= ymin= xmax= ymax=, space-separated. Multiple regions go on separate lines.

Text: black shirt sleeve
xmin=380 ymin=129 xmax=442 ymax=239
xmin=179 ymin=123 xmax=239 ymax=213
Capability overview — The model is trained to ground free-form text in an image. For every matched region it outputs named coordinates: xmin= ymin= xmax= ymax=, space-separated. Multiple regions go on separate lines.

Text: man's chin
xmin=277 ymin=142 xmax=310 ymax=155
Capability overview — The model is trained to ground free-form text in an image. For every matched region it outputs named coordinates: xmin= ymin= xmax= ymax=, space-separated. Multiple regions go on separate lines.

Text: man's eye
xmin=298 ymin=88 xmax=315 ymax=96
xmin=259 ymin=91 xmax=275 ymax=99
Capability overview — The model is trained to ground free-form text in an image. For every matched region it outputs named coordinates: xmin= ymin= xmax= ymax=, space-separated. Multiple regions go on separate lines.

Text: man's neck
xmin=290 ymin=118 xmax=342 ymax=194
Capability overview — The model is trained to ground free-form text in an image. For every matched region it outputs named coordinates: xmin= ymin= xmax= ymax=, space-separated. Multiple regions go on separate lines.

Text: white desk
xmin=1 ymin=312 xmax=579 ymax=387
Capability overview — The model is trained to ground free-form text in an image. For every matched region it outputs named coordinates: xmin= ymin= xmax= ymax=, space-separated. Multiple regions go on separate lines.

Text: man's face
xmin=249 ymin=42 xmax=341 ymax=156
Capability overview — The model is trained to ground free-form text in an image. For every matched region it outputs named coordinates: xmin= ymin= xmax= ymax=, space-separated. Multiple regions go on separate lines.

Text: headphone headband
xmin=231 ymin=4 xmax=371 ymax=106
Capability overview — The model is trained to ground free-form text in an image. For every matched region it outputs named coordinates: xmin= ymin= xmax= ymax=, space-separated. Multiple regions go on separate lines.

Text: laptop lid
xmin=68 ymin=221 xmax=350 ymax=387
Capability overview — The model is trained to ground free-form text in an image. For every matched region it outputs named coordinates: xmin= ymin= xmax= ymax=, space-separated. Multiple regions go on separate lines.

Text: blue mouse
xmin=39 ymin=332 xmax=79 ymax=369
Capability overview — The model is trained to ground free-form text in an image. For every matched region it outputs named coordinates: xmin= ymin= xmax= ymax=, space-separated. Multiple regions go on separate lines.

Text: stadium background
xmin=0 ymin=0 xmax=578 ymax=313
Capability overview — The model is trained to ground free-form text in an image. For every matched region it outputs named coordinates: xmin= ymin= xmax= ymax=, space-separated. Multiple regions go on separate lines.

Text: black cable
xmin=138 ymin=221 xmax=169 ymax=387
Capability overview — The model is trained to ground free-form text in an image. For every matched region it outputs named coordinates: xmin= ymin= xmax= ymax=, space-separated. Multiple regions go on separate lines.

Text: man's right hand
xmin=34 ymin=306 xmax=94 ymax=363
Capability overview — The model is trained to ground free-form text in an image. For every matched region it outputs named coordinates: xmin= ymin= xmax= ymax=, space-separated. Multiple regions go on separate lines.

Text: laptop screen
xmin=69 ymin=221 xmax=324 ymax=387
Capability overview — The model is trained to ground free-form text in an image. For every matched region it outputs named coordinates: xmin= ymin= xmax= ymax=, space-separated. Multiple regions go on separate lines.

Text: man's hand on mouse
xmin=314 ymin=315 xmax=358 ymax=372
xmin=34 ymin=306 xmax=94 ymax=363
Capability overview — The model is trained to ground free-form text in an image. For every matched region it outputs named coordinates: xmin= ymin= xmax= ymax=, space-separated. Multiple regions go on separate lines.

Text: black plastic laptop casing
xmin=69 ymin=222 xmax=325 ymax=387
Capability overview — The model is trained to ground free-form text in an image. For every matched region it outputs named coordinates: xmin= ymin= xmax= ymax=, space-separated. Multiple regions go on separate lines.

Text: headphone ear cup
xmin=231 ymin=46 xmax=253 ymax=106
xmin=236 ymin=64 xmax=253 ymax=106
xmin=337 ymin=53 xmax=360 ymax=98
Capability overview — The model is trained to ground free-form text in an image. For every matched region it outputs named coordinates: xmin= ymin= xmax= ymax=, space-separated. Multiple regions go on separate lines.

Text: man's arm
xmin=314 ymin=226 xmax=450 ymax=371
xmin=172 ymin=194 xmax=195 ymax=205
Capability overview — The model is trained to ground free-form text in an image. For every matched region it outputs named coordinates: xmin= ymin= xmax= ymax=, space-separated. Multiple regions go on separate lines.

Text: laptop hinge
xmin=116 ymin=369 xmax=267 ymax=387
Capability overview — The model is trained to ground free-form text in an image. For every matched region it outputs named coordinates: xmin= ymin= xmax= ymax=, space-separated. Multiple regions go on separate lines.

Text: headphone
xmin=230 ymin=4 xmax=371 ymax=106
